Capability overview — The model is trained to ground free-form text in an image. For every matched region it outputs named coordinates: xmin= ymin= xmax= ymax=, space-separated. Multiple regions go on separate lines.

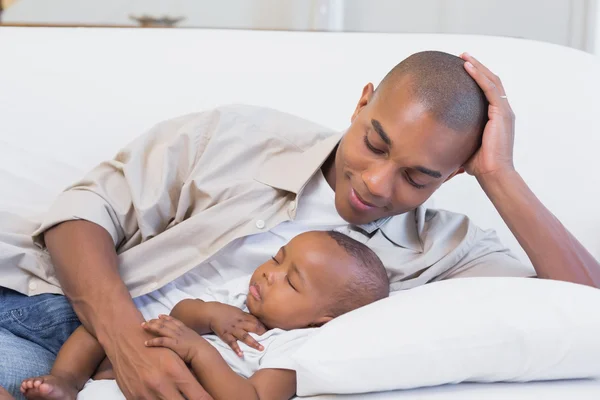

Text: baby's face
xmin=246 ymin=231 xmax=355 ymax=330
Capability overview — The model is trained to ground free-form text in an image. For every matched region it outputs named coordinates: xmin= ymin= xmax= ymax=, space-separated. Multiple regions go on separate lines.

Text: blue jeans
xmin=0 ymin=287 xmax=81 ymax=399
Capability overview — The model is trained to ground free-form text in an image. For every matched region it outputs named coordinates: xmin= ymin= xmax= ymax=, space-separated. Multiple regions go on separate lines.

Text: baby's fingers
xmin=242 ymin=318 xmax=267 ymax=335
xmin=145 ymin=336 xmax=178 ymax=349
xmin=142 ymin=318 xmax=179 ymax=338
xmin=235 ymin=329 xmax=264 ymax=352
xmin=223 ymin=333 xmax=244 ymax=358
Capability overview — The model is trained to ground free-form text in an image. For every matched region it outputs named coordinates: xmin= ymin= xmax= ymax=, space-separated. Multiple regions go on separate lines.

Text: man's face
xmin=246 ymin=232 xmax=352 ymax=330
xmin=328 ymin=77 xmax=478 ymax=225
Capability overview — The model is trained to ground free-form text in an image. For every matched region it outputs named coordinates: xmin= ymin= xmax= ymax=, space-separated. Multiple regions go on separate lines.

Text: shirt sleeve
xmin=32 ymin=111 xmax=218 ymax=249
xmin=259 ymin=329 xmax=317 ymax=371
xmin=436 ymin=226 xmax=536 ymax=280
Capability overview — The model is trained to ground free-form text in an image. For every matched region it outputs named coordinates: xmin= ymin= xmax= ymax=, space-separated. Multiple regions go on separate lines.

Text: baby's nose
xmin=265 ymin=271 xmax=275 ymax=285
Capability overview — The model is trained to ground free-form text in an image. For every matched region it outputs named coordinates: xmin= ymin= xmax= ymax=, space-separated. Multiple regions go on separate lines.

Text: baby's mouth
xmin=249 ymin=282 xmax=262 ymax=302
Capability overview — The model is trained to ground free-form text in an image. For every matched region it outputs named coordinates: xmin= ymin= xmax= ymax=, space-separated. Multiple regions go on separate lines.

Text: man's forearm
xmin=45 ymin=220 xmax=144 ymax=345
xmin=479 ymin=169 xmax=600 ymax=287
xmin=189 ymin=340 xmax=260 ymax=400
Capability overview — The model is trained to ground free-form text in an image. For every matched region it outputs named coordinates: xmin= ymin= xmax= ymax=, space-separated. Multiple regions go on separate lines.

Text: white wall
xmin=594 ymin=0 xmax=600 ymax=53
xmin=341 ymin=0 xmax=595 ymax=52
xmin=2 ymin=0 xmax=599 ymax=53
xmin=0 ymin=0 xmax=316 ymax=29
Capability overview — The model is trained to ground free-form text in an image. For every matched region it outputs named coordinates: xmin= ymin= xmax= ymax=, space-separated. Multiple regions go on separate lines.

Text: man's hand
xmin=206 ymin=302 xmax=267 ymax=356
xmin=144 ymin=315 xmax=210 ymax=364
xmin=105 ymin=323 xmax=213 ymax=400
xmin=461 ymin=52 xmax=516 ymax=178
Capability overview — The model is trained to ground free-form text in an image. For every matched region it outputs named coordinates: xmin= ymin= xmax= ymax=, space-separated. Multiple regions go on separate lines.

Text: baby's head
xmin=246 ymin=230 xmax=389 ymax=330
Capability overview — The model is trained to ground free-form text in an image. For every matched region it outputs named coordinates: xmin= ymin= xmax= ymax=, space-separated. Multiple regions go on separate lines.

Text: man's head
xmin=324 ymin=51 xmax=488 ymax=225
xmin=246 ymin=230 xmax=389 ymax=330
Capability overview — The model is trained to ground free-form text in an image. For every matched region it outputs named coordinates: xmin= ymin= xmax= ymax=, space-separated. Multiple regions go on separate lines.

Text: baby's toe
xmin=38 ymin=383 xmax=53 ymax=395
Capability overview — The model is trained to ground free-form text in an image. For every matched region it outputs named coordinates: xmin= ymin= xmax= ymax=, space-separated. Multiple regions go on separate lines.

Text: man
xmin=1 ymin=51 xmax=598 ymax=400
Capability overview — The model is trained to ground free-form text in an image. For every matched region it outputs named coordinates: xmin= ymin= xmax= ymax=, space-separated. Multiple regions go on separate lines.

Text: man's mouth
xmin=349 ymin=187 xmax=377 ymax=212
xmin=249 ymin=282 xmax=262 ymax=301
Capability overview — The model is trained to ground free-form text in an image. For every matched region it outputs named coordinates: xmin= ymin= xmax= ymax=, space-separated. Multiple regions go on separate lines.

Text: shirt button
xmin=29 ymin=282 xmax=37 ymax=291
xmin=255 ymin=219 xmax=266 ymax=229
xmin=288 ymin=201 xmax=297 ymax=211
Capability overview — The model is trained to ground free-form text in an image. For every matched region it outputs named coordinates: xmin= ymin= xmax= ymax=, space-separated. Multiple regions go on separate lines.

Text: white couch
xmin=1 ymin=27 xmax=599 ymax=399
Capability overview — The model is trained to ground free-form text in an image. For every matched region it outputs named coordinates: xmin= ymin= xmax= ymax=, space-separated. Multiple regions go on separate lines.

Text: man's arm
xmin=45 ymin=221 xmax=211 ymax=400
xmin=461 ymin=53 xmax=600 ymax=288
xmin=478 ymin=169 xmax=600 ymax=286
xmin=37 ymin=112 xmax=219 ymax=400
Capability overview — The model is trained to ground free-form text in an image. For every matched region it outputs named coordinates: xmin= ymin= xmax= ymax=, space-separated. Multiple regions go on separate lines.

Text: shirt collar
xmin=254 ymin=130 xmax=343 ymax=194
xmin=377 ymin=207 xmax=425 ymax=252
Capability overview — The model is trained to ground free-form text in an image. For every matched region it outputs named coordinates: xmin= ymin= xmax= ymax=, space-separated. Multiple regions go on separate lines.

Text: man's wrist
xmin=94 ymin=305 xmax=146 ymax=351
xmin=476 ymin=167 xmax=519 ymax=190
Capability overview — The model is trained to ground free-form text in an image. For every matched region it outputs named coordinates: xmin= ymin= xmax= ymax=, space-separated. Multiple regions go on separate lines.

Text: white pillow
xmin=292 ymin=278 xmax=600 ymax=396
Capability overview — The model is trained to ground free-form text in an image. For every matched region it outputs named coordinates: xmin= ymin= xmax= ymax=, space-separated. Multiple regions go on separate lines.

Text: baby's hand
xmin=143 ymin=315 xmax=204 ymax=364
xmin=207 ymin=302 xmax=267 ymax=357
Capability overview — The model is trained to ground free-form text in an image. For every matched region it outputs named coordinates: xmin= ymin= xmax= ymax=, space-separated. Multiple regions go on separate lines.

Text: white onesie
xmin=134 ymin=275 xmax=317 ymax=378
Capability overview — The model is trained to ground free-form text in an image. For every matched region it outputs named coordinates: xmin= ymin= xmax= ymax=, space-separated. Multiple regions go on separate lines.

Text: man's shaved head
xmin=376 ymin=51 xmax=488 ymax=137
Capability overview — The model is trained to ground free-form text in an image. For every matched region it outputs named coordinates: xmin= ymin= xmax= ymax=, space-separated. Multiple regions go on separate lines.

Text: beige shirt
xmin=0 ymin=105 xmax=533 ymax=297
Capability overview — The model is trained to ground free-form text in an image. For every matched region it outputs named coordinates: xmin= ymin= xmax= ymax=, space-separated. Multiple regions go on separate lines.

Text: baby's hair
xmin=325 ymin=231 xmax=389 ymax=318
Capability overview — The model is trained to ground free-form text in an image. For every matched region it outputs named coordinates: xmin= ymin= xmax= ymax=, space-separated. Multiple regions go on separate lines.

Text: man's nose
xmin=362 ymin=164 xmax=394 ymax=202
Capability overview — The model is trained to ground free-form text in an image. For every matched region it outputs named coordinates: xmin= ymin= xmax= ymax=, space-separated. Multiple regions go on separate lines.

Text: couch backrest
xmin=1 ymin=27 xmax=599 ymax=261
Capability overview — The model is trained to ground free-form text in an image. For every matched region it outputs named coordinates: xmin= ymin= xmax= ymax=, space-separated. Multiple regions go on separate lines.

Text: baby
xmin=20 ymin=230 xmax=389 ymax=400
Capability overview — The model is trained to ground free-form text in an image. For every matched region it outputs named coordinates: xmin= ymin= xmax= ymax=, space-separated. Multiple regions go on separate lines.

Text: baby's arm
xmin=143 ymin=315 xmax=296 ymax=400
xmin=170 ymin=299 xmax=213 ymax=335
xmin=189 ymin=345 xmax=296 ymax=400
xmin=171 ymin=299 xmax=267 ymax=355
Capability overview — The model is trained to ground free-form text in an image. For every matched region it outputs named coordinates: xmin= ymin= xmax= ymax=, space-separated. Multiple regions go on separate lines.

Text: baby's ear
xmin=310 ymin=316 xmax=333 ymax=328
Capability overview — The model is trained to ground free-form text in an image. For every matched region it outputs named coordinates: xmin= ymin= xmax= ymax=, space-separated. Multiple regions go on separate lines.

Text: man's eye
xmin=271 ymin=256 xmax=279 ymax=264
xmin=363 ymin=134 xmax=385 ymax=155
xmin=405 ymin=173 xmax=426 ymax=189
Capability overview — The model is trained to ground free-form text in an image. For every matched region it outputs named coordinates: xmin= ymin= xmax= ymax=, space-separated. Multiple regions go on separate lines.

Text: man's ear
xmin=310 ymin=315 xmax=333 ymax=328
xmin=351 ymin=83 xmax=375 ymax=123
xmin=444 ymin=167 xmax=465 ymax=183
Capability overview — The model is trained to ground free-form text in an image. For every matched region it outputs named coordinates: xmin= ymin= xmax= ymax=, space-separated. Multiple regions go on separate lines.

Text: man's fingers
xmin=463 ymin=61 xmax=507 ymax=109
xmin=461 ymin=53 xmax=503 ymax=89
xmin=235 ymin=329 xmax=264 ymax=352
xmin=177 ymin=378 xmax=214 ymax=400
xmin=154 ymin=386 xmax=186 ymax=400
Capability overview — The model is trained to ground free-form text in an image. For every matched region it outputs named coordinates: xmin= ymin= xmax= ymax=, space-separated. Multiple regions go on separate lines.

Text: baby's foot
xmin=20 ymin=375 xmax=78 ymax=400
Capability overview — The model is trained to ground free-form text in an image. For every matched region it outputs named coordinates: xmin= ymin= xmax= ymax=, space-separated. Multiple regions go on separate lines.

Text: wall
xmin=594 ymin=0 xmax=600 ymax=53
xmin=2 ymin=0 xmax=599 ymax=53
xmin=341 ymin=0 xmax=596 ymax=52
